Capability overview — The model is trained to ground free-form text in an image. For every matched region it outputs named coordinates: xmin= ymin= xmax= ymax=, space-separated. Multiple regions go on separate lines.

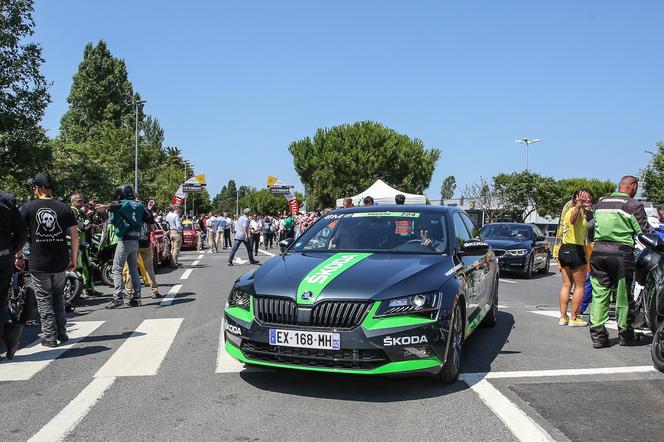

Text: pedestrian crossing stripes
xmin=95 ymin=318 xmax=183 ymax=377
xmin=0 ymin=321 xmax=104 ymax=382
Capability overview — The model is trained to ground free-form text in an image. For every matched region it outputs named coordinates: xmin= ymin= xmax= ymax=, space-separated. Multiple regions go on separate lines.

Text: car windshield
xmin=480 ymin=224 xmax=532 ymax=241
xmin=291 ymin=211 xmax=448 ymax=254
xmin=183 ymin=223 xmax=194 ymax=231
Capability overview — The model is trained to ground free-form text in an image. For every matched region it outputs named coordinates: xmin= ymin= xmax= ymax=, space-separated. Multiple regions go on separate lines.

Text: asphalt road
xmin=1 ymin=248 xmax=663 ymax=442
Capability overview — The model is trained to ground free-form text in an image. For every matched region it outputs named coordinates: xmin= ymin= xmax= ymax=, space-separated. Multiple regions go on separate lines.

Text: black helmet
xmin=115 ymin=185 xmax=134 ymax=201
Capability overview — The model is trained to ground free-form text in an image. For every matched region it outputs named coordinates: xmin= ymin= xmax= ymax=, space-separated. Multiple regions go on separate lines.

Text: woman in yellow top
xmin=558 ymin=189 xmax=592 ymax=327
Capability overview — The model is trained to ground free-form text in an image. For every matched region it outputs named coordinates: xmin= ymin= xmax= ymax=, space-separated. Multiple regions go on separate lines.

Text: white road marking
xmin=233 ymin=257 xmax=248 ymax=265
xmin=498 ymin=305 xmax=509 ymax=309
xmin=216 ymin=318 xmax=246 ymax=373
xmin=196 ymin=254 xmax=204 ymax=260
xmin=207 ymin=250 xmax=214 ymax=254
xmin=259 ymin=249 xmax=276 ymax=257
xmin=160 ymin=284 xmax=183 ymax=306
xmin=0 ymin=321 xmax=104 ymax=382
xmin=95 ymin=318 xmax=183 ymax=377
xmin=483 ymin=365 xmax=658 ymax=379
xmin=28 ymin=376 xmax=116 ymax=442
xmin=191 ymin=260 xmax=200 ymax=266
xmin=461 ymin=373 xmax=553 ymax=442
xmin=180 ymin=268 xmax=193 ymax=280
xmin=529 ymin=310 xmax=653 ymax=336
xmin=500 ymin=279 xmax=519 ymax=284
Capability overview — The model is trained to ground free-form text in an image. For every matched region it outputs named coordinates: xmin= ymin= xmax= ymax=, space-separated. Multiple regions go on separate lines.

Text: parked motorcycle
xmin=634 ymin=232 xmax=664 ymax=372
xmin=88 ymin=222 xmax=118 ymax=287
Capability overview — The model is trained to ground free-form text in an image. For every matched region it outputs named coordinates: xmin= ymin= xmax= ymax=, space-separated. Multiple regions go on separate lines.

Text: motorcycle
xmin=88 ymin=222 xmax=117 ymax=287
xmin=634 ymin=232 xmax=664 ymax=372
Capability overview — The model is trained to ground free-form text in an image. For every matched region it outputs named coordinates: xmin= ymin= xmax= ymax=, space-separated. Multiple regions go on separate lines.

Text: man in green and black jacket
xmin=590 ymin=176 xmax=650 ymax=348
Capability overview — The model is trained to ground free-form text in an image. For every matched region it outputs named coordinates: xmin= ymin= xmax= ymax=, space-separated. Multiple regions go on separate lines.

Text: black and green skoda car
xmin=223 ymin=205 xmax=498 ymax=382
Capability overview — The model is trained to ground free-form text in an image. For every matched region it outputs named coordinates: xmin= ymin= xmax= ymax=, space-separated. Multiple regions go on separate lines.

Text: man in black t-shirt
xmin=20 ymin=175 xmax=79 ymax=348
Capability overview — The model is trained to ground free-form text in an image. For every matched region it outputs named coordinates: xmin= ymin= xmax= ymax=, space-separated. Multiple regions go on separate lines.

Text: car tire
xmin=524 ymin=256 xmax=534 ymax=279
xmin=436 ymin=303 xmax=464 ymax=384
xmin=652 ymin=320 xmax=664 ymax=373
xmin=538 ymin=254 xmax=551 ymax=275
xmin=482 ymin=279 xmax=498 ymax=328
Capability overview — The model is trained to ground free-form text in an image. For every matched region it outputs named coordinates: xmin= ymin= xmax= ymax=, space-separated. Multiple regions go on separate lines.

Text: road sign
xmin=182 ymin=184 xmax=202 ymax=193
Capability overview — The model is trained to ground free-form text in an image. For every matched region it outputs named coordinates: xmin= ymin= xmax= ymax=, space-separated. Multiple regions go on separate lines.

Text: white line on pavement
xmin=95 ymin=318 xmax=183 ymax=377
xmin=160 ymin=284 xmax=183 ymax=307
xmin=196 ymin=254 xmax=204 ymax=260
xmin=191 ymin=260 xmax=200 ymax=266
xmin=460 ymin=373 xmax=553 ymax=442
xmin=529 ymin=310 xmax=653 ymax=336
xmin=180 ymin=268 xmax=193 ymax=280
xmin=483 ymin=365 xmax=658 ymax=379
xmin=0 ymin=321 xmax=104 ymax=382
xmin=216 ymin=318 xmax=247 ymax=373
xmin=500 ymin=279 xmax=519 ymax=284
xmin=28 ymin=376 xmax=116 ymax=442
xmin=259 ymin=249 xmax=276 ymax=257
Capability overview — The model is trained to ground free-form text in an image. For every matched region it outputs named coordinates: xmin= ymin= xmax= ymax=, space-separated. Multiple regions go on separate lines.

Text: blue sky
xmin=33 ymin=1 xmax=663 ymax=199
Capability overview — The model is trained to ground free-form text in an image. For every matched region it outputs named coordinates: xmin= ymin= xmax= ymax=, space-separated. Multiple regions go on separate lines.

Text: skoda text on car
xmin=223 ymin=206 xmax=499 ymax=383
xmin=479 ymin=222 xmax=551 ymax=278
xmin=181 ymin=220 xmax=199 ymax=250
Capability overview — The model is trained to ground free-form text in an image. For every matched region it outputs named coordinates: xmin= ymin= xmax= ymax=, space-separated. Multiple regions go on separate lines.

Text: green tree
xmin=642 ymin=141 xmax=664 ymax=204
xmin=440 ymin=175 xmax=456 ymax=200
xmin=212 ymin=180 xmax=240 ymax=214
xmin=493 ymin=171 xmax=561 ymax=222
xmin=289 ymin=121 xmax=441 ymax=210
xmin=239 ymin=189 xmax=294 ymax=215
xmin=0 ymin=0 xmax=51 ymax=197
xmin=59 ymin=40 xmax=135 ymax=143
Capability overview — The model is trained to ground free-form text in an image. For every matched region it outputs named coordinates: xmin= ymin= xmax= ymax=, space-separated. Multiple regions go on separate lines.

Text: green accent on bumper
xmin=225 ymin=341 xmax=441 ymax=375
xmin=225 ymin=296 xmax=254 ymax=323
xmin=296 ymin=253 xmax=372 ymax=304
xmin=361 ymin=302 xmax=437 ymax=331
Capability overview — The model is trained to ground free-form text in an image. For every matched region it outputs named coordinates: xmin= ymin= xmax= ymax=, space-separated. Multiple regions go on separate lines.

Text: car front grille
xmin=240 ymin=340 xmax=388 ymax=370
xmin=254 ymin=296 xmax=372 ymax=329
xmin=254 ymin=296 xmax=298 ymax=325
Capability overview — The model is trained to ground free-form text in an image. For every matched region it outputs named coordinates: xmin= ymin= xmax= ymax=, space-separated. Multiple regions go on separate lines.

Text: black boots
xmin=618 ymin=328 xmax=641 ymax=346
xmin=2 ymin=322 xmax=23 ymax=360
xmin=590 ymin=326 xmax=610 ymax=349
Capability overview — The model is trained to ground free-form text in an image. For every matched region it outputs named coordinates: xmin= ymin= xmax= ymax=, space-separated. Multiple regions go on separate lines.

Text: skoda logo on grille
xmin=301 ymin=291 xmax=313 ymax=301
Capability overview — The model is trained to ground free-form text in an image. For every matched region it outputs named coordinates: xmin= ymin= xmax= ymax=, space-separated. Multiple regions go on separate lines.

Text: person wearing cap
xmin=0 ymin=189 xmax=27 ymax=359
xmin=20 ymin=174 xmax=79 ymax=347
xmin=228 ymin=208 xmax=259 ymax=266
xmin=96 ymin=185 xmax=145 ymax=309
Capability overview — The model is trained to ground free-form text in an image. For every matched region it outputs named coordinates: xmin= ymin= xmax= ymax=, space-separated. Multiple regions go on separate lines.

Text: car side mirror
xmin=639 ymin=233 xmax=664 ymax=252
xmin=535 ymin=236 xmax=546 ymax=242
xmin=460 ymin=240 xmax=490 ymax=256
xmin=279 ymin=238 xmax=294 ymax=255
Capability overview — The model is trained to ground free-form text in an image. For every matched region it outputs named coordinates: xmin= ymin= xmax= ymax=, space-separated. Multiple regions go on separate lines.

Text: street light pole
xmin=514 ymin=138 xmax=541 ymax=171
xmin=133 ymin=99 xmax=146 ymax=193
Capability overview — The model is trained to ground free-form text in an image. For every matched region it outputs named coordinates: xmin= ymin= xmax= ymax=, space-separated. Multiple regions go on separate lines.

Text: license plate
xmin=269 ymin=329 xmax=340 ymax=350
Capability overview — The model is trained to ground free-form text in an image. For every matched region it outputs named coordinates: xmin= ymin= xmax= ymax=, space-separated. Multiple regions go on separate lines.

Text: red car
xmin=150 ymin=222 xmax=171 ymax=266
xmin=181 ymin=220 xmax=200 ymax=250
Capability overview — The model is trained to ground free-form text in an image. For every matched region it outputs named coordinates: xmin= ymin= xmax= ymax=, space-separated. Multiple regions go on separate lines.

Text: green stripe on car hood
xmin=296 ymin=253 xmax=372 ymax=304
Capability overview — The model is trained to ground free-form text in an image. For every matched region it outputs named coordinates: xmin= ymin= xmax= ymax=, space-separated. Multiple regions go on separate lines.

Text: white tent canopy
xmin=336 ymin=179 xmax=426 ymax=207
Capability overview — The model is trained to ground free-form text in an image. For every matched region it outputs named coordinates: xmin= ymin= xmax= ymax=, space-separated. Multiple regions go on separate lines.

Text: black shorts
xmin=558 ymin=244 xmax=587 ymax=269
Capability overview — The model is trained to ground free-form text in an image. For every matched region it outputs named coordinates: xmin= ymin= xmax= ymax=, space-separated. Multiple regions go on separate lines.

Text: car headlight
xmin=375 ymin=291 xmax=441 ymax=318
xmin=506 ymin=249 xmax=528 ymax=257
xmin=228 ymin=287 xmax=251 ymax=310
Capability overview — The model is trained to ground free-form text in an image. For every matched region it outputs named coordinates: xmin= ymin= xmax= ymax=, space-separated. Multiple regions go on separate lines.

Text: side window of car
xmin=453 ymin=212 xmax=472 ymax=249
xmin=461 ymin=213 xmax=480 ymax=239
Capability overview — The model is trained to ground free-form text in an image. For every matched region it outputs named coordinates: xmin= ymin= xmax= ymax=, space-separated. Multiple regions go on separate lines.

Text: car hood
xmin=483 ymin=239 xmax=531 ymax=250
xmin=247 ymin=252 xmax=456 ymax=302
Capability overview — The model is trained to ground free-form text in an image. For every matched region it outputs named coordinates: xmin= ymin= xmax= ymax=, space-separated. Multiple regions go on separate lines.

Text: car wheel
xmin=437 ymin=303 xmax=464 ymax=383
xmin=482 ymin=279 xmax=498 ymax=328
xmin=524 ymin=256 xmax=534 ymax=279
xmin=538 ymin=254 xmax=551 ymax=275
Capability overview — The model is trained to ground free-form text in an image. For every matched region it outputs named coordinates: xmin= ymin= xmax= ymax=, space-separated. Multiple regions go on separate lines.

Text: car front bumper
xmin=223 ymin=302 xmax=450 ymax=376
xmin=497 ymin=255 xmax=528 ymax=272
